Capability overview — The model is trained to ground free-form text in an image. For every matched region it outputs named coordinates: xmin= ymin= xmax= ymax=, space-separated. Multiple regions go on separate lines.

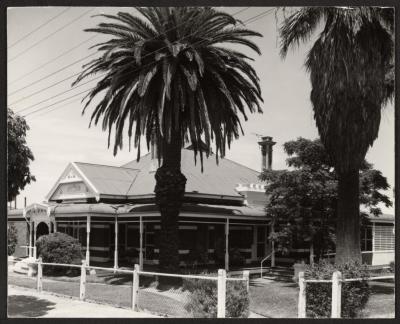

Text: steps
xmin=260 ymin=266 xmax=294 ymax=282
xmin=229 ymin=265 xmax=295 ymax=282
xmin=11 ymin=257 xmax=37 ymax=276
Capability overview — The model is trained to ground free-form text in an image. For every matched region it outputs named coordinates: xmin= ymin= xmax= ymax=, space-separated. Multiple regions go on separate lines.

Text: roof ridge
xmin=214 ymin=155 xmax=261 ymax=176
xmin=182 ymin=148 xmax=261 ymax=176
xmin=74 ymin=161 xmax=140 ymax=171
xmin=120 ymin=152 xmax=151 ymax=168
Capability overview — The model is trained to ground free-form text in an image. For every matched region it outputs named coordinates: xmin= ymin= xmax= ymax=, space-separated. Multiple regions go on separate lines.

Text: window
xmin=360 ymin=226 xmax=373 ymax=251
xmin=374 ymin=224 xmax=395 ymax=251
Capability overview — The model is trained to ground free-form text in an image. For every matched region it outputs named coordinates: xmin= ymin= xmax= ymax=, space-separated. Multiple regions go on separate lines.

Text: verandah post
xmin=225 ymin=218 xmax=229 ymax=271
xmin=28 ymin=222 xmax=32 ymax=258
xmin=114 ymin=215 xmax=118 ymax=271
xmin=331 ymin=271 xmax=342 ymax=318
xmin=80 ymin=260 xmax=87 ymax=301
xmin=36 ymin=257 xmax=43 ymax=292
xmin=298 ymin=271 xmax=306 ymax=318
xmin=243 ymin=270 xmax=250 ymax=292
xmin=217 ymin=269 xmax=226 ymax=318
xmin=139 ymin=216 xmax=143 ymax=271
xmin=86 ymin=216 xmax=91 ymax=266
xmin=132 ymin=264 xmax=139 ymax=310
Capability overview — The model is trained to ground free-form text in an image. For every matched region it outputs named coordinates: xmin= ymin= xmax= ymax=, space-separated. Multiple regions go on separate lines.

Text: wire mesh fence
xmin=40 ymin=263 xmax=81 ymax=299
xmin=8 ymin=258 xmax=249 ymax=318
xmin=137 ymin=271 xmax=214 ymax=317
xmin=85 ymin=268 xmax=134 ymax=309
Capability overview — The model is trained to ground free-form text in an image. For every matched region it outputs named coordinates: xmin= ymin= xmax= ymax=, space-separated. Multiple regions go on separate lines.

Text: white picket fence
xmin=28 ymin=258 xmax=249 ymax=318
xmin=298 ymin=271 xmax=394 ymax=318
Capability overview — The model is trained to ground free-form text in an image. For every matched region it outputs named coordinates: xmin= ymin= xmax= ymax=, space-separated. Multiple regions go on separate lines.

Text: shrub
xmin=304 ymin=260 xmax=370 ymax=318
xmin=8 ymin=224 xmax=18 ymax=256
xmin=35 ymin=232 xmax=83 ymax=276
xmin=184 ymin=274 xmax=249 ymax=318
xmin=389 ymin=261 xmax=394 ymax=273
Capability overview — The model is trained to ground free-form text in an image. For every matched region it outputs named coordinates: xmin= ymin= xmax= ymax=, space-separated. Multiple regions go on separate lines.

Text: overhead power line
xmin=8 ymin=7 xmax=71 ymax=49
xmin=8 ymin=8 xmax=95 ymax=62
xmin=23 ymin=88 xmax=93 ymax=117
xmin=28 ymin=97 xmax=84 ymax=121
xmin=8 ymin=51 xmax=97 ymax=97
xmin=8 ymin=34 xmax=98 ymax=87
xmin=16 ymin=75 xmax=100 ymax=114
xmin=9 ymin=7 xmax=251 ymax=98
xmin=25 ymin=7 xmax=272 ymax=120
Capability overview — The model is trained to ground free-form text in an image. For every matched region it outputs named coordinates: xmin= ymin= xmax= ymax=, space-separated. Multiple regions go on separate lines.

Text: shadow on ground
xmin=8 ymin=295 xmax=56 ymax=317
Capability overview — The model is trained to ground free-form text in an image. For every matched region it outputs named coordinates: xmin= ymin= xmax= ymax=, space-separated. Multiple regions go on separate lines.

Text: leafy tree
xmin=279 ymin=7 xmax=394 ymax=263
xmin=73 ymin=8 xmax=263 ymax=272
xmin=260 ymin=138 xmax=392 ymax=258
xmin=8 ymin=108 xmax=36 ymax=202
xmin=8 ymin=224 xmax=18 ymax=256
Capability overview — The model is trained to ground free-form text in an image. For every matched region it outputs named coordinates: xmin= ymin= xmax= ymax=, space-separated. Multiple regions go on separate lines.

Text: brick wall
xmin=8 ymin=220 xmax=29 ymax=258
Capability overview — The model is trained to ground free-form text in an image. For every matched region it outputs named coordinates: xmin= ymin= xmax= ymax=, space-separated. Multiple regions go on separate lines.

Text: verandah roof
xmin=46 ymin=202 xmax=268 ymax=220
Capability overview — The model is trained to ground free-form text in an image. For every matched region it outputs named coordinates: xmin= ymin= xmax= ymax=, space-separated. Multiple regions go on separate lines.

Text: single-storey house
xmin=8 ymin=137 xmax=395 ymax=270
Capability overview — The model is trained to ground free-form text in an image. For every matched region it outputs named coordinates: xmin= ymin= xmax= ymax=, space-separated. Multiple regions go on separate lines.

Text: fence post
xmin=132 ymin=264 xmax=139 ymax=311
xmin=217 ymin=269 xmax=226 ymax=318
xmin=331 ymin=271 xmax=342 ymax=318
xmin=79 ymin=260 xmax=86 ymax=301
xmin=33 ymin=246 xmax=37 ymax=259
xmin=298 ymin=272 xmax=306 ymax=318
xmin=36 ymin=257 xmax=43 ymax=292
xmin=243 ymin=270 xmax=250 ymax=293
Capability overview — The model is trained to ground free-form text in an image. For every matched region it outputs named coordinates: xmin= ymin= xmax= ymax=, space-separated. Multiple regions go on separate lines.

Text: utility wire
xmin=10 ymin=7 xmax=250 ymax=98
xmin=24 ymin=7 xmax=271 ymax=119
xmin=16 ymin=75 xmax=100 ymax=113
xmin=8 ymin=34 xmax=98 ymax=88
xmin=24 ymin=7 xmax=272 ymax=119
xmin=24 ymin=88 xmax=93 ymax=117
xmin=8 ymin=52 xmax=97 ymax=96
xmin=28 ymin=97 xmax=83 ymax=121
xmin=8 ymin=7 xmax=71 ymax=49
xmin=8 ymin=8 xmax=95 ymax=62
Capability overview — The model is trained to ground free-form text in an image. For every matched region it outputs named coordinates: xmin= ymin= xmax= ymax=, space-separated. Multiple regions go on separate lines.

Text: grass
xmin=9 ymin=270 xmax=394 ymax=318
xmin=249 ymin=279 xmax=298 ymax=318
xmin=248 ymin=278 xmax=395 ymax=318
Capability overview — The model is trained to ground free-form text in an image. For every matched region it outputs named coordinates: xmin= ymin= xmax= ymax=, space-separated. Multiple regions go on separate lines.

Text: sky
xmin=7 ymin=7 xmax=395 ymax=213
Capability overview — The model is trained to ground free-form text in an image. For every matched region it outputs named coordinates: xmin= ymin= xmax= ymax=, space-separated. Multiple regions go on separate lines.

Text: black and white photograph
xmin=4 ymin=3 xmax=396 ymax=319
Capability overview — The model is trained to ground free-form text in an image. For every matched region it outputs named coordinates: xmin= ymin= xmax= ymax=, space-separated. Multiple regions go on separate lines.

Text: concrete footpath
xmin=8 ymin=285 xmax=160 ymax=318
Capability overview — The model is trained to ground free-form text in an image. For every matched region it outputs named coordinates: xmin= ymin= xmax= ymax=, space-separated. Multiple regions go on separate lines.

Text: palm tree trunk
xmin=335 ymin=169 xmax=362 ymax=264
xmin=154 ymin=130 xmax=187 ymax=273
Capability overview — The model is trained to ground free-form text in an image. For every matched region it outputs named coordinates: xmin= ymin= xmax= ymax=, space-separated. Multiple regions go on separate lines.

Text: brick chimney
xmin=258 ymin=136 xmax=276 ymax=171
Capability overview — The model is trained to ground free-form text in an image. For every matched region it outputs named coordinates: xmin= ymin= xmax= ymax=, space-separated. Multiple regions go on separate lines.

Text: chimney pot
xmin=258 ymin=135 xmax=276 ymax=171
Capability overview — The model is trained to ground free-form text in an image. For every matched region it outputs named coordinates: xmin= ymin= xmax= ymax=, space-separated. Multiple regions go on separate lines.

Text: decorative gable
xmin=51 ymin=182 xmax=92 ymax=201
xmin=61 ymin=169 xmax=82 ymax=183
xmin=46 ymin=163 xmax=98 ymax=202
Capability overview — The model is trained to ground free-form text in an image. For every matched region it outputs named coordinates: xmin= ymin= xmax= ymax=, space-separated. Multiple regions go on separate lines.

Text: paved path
xmin=8 ymin=285 xmax=159 ymax=318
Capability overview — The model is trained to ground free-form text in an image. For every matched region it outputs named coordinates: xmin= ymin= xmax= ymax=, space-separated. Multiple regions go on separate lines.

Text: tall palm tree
xmin=73 ymin=7 xmax=263 ymax=272
xmin=279 ymin=7 xmax=394 ymax=264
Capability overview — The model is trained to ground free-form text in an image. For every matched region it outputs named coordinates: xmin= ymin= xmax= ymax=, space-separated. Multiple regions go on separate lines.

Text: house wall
xmin=8 ymin=219 xmax=29 ymax=258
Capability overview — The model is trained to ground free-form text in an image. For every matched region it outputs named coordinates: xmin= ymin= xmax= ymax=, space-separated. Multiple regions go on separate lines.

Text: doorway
xmin=36 ymin=222 xmax=49 ymax=239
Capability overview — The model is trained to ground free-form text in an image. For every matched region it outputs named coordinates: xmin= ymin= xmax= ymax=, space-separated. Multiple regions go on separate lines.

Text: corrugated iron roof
xmin=74 ymin=162 xmax=140 ymax=196
xmin=122 ymin=148 xmax=261 ymax=197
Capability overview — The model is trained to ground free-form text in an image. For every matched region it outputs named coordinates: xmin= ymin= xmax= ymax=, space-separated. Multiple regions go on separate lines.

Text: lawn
xmin=248 ymin=278 xmax=395 ymax=318
xmin=9 ymin=271 xmax=394 ymax=318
